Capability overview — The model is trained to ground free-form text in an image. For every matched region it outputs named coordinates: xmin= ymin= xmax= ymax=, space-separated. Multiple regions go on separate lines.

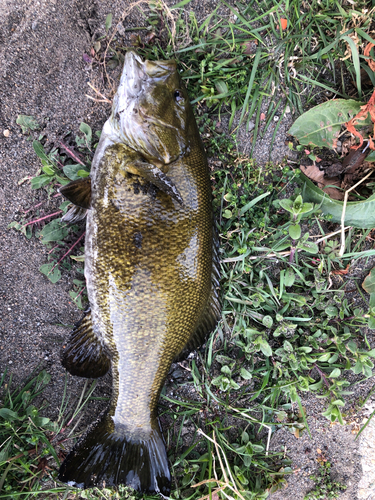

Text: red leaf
xmin=280 ymin=18 xmax=288 ymax=30
xmin=345 ymin=88 xmax=375 ymax=151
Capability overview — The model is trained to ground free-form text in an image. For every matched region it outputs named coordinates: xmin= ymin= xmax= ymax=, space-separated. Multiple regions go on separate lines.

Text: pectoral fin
xmin=133 ymin=161 xmax=183 ymax=206
xmin=59 ymin=177 xmax=92 ymax=209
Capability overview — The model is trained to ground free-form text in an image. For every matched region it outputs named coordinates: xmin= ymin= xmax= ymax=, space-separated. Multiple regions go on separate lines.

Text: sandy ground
xmin=0 ymin=1 xmax=374 ymax=499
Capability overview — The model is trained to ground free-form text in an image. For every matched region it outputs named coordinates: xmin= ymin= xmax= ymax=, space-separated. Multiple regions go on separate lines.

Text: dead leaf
xmin=342 ymin=144 xmax=371 ymax=174
xmin=331 ymin=263 xmax=350 ymax=275
xmin=364 ymin=42 xmax=375 ymax=72
xmin=300 ymin=164 xmax=344 ymax=200
xmin=279 ymin=18 xmax=288 ymax=30
xmin=341 ymin=136 xmax=357 ymax=155
xmin=242 ymin=39 xmax=258 ymax=55
xmin=345 ymin=88 xmax=375 ymax=151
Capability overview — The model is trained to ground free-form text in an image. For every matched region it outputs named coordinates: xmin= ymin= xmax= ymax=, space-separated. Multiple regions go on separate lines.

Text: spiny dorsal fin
xmin=59 ymin=177 xmax=91 ymax=209
xmin=62 ymin=309 xmax=110 ymax=378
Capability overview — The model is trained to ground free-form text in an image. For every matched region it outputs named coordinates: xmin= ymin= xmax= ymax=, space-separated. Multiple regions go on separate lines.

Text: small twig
xmin=339 ymin=169 xmax=373 ymax=257
xmin=49 ymin=231 xmax=85 ymax=274
xmin=59 ymin=141 xmax=86 ymax=166
xmin=312 ymin=364 xmax=331 ymax=391
xmin=21 ymin=210 xmax=63 ymax=228
xmin=86 ymin=82 xmax=112 ymax=104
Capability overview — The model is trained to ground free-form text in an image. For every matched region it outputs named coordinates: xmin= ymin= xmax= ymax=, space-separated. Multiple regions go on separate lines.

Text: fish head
xmin=111 ymin=51 xmax=191 ymax=167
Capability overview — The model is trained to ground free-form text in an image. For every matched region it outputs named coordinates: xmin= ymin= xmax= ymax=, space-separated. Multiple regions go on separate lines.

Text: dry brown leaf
xmin=345 ymin=88 xmax=375 ymax=151
xmin=331 ymin=263 xmax=350 ymax=275
xmin=364 ymin=42 xmax=375 ymax=72
xmin=300 ymin=164 xmax=344 ymax=200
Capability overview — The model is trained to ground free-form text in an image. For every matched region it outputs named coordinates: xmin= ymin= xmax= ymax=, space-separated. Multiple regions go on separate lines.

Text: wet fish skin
xmin=58 ymin=51 xmax=220 ymax=493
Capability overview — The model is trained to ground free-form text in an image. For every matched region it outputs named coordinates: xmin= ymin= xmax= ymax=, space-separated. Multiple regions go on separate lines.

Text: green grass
xmin=3 ymin=0 xmax=375 ymax=498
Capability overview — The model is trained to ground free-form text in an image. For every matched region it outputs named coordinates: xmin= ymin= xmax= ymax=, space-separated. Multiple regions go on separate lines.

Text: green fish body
xmin=58 ymin=51 xmax=220 ymax=494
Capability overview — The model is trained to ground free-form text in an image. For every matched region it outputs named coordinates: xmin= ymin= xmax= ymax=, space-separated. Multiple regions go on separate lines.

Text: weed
xmin=0 ymin=371 xmax=98 ymax=499
xmin=304 ymin=461 xmax=347 ymax=500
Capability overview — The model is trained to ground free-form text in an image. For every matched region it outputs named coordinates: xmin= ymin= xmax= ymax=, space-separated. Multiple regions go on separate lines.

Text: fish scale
xmin=58 ymin=51 xmax=220 ymax=493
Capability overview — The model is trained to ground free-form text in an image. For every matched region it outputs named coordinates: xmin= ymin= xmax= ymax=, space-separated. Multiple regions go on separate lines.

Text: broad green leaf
xmin=289 ymin=224 xmax=301 ymax=240
xmin=171 ymin=0 xmax=193 ymax=8
xmin=215 ymin=81 xmax=228 ymax=94
xmin=329 ymin=368 xmax=341 ymax=378
xmin=318 ymin=352 xmax=331 ymax=362
xmin=16 ymin=115 xmax=39 ymax=134
xmin=39 ymin=262 xmax=62 ymax=283
xmin=284 ymin=268 xmax=295 ymax=287
xmin=346 ymin=340 xmax=357 ymax=353
xmin=297 ymin=239 xmax=319 ymax=254
xmin=0 ymin=408 xmax=21 ymax=420
xmin=262 ymin=315 xmax=273 ymax=328
xmin=63 ymin=164 xmax=89 ymax=181
xmin=300 ymin=172 xmax=375 ymax=228
xmin=31 ymin=174 xmax=53 ymax=189
xmin=279 ymin=198 xmax=294 ymax=212
xmin=42 ymin=165 xmax=55 ymax=176
xmin=240 ymin=367 xmax=252 ymax=380
xmin=77 ymin=169 xmax=90 ymax=177
xmin=289 ymin=99 xmax=369 ymax=148
xmin=363 ymin=268 xmax=375 ymax=294
xmin=259 ymin=339 xmax=272 ymax=357
xmin=33 ymin=140 xmax=52 ymax=164
xmin=325 ymin=305 xmax=338 ymax=317
xmin=105 ymin=13 xmax=112 ymax=32
xmin=40 ymin=220 xmax=69 ymax=243
xmin=80 ymin=122 xmax=92 ymax=145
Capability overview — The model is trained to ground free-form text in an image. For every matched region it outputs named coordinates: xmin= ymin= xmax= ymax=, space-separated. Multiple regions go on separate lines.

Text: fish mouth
xmin=110 ymin=51 xmax=182 ymax=165
xmin=117 ymin=51 xmax=176 ymax=102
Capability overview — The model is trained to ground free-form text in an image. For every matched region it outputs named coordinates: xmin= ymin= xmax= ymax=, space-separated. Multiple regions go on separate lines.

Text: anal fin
xmin=62 ymin=309 xmax=110 ymax=378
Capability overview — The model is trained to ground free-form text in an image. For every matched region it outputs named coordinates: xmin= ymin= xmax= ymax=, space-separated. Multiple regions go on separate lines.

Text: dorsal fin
xmin=59 ymin=177 xmax=91 ymax=209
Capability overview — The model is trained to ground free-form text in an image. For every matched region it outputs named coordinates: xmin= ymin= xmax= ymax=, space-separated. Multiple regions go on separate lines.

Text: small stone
xmin=247 ymin=121 xmax=255 ymax=132
xmin=3 ymin=129 xmax=10 ymax=137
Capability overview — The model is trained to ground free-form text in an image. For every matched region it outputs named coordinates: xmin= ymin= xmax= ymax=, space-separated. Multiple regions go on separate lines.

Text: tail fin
xmin=58 ymin=413 xmax=170 ymax=494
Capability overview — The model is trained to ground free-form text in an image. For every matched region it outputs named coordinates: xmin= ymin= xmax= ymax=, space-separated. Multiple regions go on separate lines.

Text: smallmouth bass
xmin=58 ymin=51 xmax=220 ymax=494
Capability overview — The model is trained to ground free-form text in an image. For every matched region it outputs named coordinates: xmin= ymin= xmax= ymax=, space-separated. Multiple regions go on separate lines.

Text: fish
xmin=57 ymin=50 xmax=220 ymax=494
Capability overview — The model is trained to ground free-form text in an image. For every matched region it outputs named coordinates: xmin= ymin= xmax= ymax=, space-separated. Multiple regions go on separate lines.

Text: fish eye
xmin=174 ymin=90 xmax=184 ymax=102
